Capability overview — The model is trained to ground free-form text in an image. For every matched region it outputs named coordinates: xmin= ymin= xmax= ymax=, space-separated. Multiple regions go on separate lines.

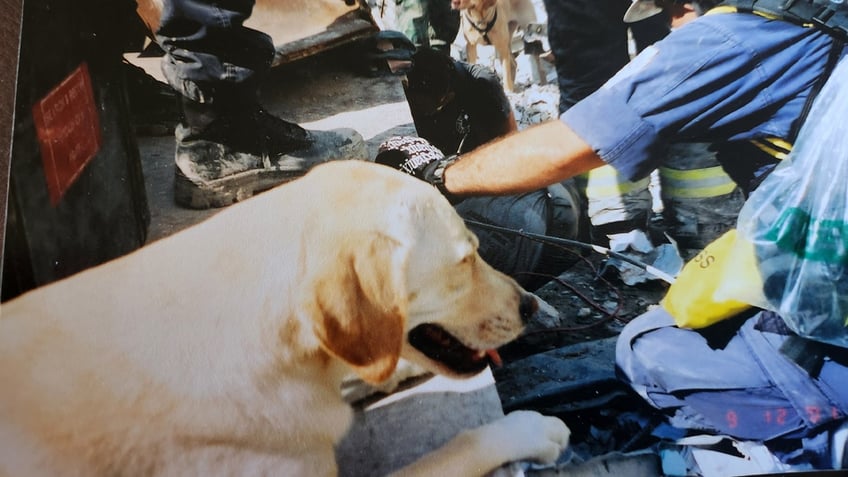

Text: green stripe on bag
xmin=766 ymin=207 xmax=848 ymax=264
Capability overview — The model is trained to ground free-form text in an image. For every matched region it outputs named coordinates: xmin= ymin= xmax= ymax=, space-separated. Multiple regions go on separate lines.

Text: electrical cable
xmin=463 ymin=219 xmax=677 ymax=284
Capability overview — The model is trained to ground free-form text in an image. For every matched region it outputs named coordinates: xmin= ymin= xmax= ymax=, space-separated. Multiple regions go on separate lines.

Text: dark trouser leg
xmin=541 ymin=0 xmax=630 ymax=114
xmin=157 ymin=0 xmax=366 ymax=209
xmin=426 ymin=0 xmax=460 ymax=53
xmin=157 ymin=0 xmax=273 ymax=103
xmin=157 ymin=0 xmax=297 ymax=148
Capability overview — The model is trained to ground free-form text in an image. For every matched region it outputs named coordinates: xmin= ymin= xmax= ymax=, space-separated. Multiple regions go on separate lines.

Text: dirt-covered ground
xmin=503 ymin=252 xmax=669 ymax=361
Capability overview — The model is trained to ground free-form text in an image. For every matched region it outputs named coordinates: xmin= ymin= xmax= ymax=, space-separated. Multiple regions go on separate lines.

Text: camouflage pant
xmin=395 ymin=0 xmax=460 ymax=51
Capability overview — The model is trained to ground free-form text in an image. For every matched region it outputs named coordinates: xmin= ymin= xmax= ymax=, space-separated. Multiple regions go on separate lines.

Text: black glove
xmin=375 ymin=136 xmax=460 ymax=202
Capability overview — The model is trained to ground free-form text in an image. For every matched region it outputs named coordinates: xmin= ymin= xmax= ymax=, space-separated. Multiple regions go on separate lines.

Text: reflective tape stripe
xmin=581 ymin=165 xmax=650 ymax=199
xmin=706 ymin=4 xmax=783 ymax=21
xmin=706 ymin=5 xmax=738 ymax=15
xmin=659 ymin=165 xmax=737 ymax=199
xmin=707 ymin=3 xmax=813 ymax=26
xmin=659 ymin=164 xmax=728 ymax=181
xmin=661 ymin=182 xmax=737 ymax=199
xmin=751 ymin=137 xmax=792 ymax=159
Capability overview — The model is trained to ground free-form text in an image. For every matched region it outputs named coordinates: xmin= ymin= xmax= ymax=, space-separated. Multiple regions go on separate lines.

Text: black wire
xmin=463 ymin=219 xmax=676 ymax=284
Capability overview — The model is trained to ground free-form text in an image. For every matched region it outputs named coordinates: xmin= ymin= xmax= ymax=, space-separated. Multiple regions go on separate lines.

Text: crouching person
xmin=617 ymin=308 xmax=848 ymax=468
xmin=375 ymin=135 xmax=586 ymax=292
xmin=378 ymin=48 xmax=588 ymax=291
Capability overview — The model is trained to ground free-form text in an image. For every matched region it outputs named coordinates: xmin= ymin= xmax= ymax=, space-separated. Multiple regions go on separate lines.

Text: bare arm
xmin=443 ymin=120 xmax=606 ymax=196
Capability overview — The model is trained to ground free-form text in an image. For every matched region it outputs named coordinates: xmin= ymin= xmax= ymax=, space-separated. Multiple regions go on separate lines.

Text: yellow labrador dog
xmin=452 ymin=0 xmax=539 ymax=92
xmin=0 ymin=160 xmax=569 ymax=476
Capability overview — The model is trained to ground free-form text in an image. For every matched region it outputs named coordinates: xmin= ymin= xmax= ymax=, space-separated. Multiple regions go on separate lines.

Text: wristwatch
xmin=429 ymin=154 xmax=459 ymax=197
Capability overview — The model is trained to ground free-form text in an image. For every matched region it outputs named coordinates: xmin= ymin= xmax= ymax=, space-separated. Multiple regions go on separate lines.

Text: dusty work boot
xmin=174 ymin=99 xmax=367 ymax=209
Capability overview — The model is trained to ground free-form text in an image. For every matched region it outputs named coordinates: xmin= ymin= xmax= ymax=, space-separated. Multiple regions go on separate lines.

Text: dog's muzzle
xmin=519 ymin=293 xmax=538 ymax=324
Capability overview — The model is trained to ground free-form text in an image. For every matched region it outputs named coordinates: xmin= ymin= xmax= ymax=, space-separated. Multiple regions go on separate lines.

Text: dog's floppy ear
xmin=313 ymin=232 xmax=408 ymax=384
xmin=480 ymin=0 xmax=497 ymax=9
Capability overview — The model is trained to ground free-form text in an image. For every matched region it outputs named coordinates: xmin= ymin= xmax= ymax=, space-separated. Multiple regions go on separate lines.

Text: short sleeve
xmin=561 ymin=13 xmax=835 ymax=181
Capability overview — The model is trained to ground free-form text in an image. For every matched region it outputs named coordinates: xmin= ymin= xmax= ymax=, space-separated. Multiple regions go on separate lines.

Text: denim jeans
xmin=156 ymin=0 xmax=275 ymax=103
xmin=542 ymin=0 xmax=631 ymax=113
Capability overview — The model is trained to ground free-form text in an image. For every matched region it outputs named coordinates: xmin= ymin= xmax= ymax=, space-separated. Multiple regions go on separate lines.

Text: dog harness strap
xmin=431 ymin=154 xmax=459 ymax=192
xmin=464 ymin=8 xmax=498 ymax=45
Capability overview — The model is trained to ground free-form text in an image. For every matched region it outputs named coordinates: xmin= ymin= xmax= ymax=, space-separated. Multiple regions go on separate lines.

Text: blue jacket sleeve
xmin=561 ymin=13 xmax=835 ymax=181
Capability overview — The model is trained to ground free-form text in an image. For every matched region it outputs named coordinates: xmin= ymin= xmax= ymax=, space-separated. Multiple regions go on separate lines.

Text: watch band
xmin=430 ymin=154 xmax=459 ymax=197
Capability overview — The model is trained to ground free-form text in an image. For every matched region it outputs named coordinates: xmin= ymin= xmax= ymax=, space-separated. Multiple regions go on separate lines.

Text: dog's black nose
xmin=519 ymin=293 xmax=538 ymax=324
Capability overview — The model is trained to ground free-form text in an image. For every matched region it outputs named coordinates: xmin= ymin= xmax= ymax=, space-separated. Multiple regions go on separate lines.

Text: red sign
xmin=32 ymin=63 xmax=102 ymax=206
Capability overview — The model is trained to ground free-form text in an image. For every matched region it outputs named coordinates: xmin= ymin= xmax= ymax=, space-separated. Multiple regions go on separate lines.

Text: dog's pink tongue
xmin=486 ymin=349 xmax=503 ymax=367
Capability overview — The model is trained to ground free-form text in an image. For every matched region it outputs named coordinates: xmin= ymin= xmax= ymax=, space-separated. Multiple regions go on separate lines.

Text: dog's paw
xmin=480 ymin=410 xmax=570 ymax=465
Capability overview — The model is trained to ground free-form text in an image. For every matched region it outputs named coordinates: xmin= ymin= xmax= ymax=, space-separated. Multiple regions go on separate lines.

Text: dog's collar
xmin=463 ymin=7 xmax=498 ymax=45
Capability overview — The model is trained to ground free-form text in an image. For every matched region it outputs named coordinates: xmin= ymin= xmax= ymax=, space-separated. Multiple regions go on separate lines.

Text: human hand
xmin=375 ymin=136 xmax=446 ymax=177
xmin=375 ymin=136 xmax=459 ymax=201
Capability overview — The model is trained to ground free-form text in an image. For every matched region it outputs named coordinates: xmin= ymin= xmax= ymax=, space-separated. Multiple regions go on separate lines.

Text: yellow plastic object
xmin=662 ymin=229 xmax=765 ymax=328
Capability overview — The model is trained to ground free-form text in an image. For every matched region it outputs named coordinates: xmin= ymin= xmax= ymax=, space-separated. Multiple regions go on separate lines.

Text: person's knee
xmin=615 ymin=307 xmax=677 ymax=383
xmin=617 ymin=307 xmax=676 ymax=352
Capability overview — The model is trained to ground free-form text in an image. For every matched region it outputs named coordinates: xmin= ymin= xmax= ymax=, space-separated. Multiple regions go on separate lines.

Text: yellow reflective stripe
xmin=706 ymin=4 xmax=792 ymax=21
xmin=762 ymin=137 xmax=792 ymax=154
xmin=660 ymin=165 xmax=737 ymax=199
xmin=585 ymin=180 xmax=651 ymax=198
xmin=583 ymin=166 xmax=650 ymax=198
xmin=662 ymin=182 xmax=737 ymax=199
xmin=584 ymin=165 xmax=620 ymax=180
xmin=659 ymin=165 xmax=728 ymax=181
xmin=751 ymin=137 xmax=791 ymax=160
xmin=706 ymin=5 xmax=738 ymax=15
xmin=751 ymin=10 xmax=782 ymax=20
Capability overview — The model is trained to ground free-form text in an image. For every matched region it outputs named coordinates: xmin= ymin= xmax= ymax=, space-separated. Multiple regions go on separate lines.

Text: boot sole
xmin=174 ymin=131 xmax=367 ymax=209
xmin=175 ymin=166 xmax=306 ymax=209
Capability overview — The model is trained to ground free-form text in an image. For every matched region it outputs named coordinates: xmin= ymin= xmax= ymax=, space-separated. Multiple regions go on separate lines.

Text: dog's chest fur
xmin=0 ymin=361 xmax=354 ymax=477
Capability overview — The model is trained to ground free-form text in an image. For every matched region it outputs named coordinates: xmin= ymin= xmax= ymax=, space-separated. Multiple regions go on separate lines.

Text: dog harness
xmin=463 ymin=7 xmax=498 ymax=45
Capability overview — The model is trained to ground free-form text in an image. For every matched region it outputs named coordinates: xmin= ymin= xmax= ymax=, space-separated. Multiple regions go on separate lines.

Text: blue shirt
xmin=561 ymin=11 xmax=840 ymax=183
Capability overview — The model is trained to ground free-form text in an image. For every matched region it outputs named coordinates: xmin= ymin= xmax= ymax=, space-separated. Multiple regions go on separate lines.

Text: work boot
xmin=174 ymin=98 xmax=367 ymax=209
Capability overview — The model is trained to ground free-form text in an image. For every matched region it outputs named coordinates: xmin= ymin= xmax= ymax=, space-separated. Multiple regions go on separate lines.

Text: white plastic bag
xmin=736 ymin=56 xmax=848 ymax=347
